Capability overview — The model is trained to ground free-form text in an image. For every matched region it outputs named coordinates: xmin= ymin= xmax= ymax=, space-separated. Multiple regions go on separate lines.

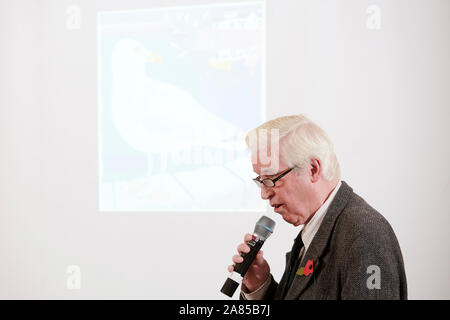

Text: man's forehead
xmin=252 ymin=161 xmax=284 ymax=176
xmin=260 ymin=167 xmax=278 ymax=175
xmin=249 ymin=135 xmax=282 ymax=175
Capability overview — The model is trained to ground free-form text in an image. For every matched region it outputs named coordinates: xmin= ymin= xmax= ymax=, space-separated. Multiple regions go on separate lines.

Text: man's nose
xmin=260 ymin=185 xmax=274 ymax=200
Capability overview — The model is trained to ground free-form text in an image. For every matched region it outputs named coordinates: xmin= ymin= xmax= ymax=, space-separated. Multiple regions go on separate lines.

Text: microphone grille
xmin=254 ymin=216 xmax=276 ymax=239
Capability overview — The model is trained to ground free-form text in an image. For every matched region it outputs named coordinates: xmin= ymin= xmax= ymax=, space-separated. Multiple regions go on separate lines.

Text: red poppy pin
xmin=304 ymin=259 xmax=314 ymax=276
xmin=296 ymin=259 xmax=314 ymax=276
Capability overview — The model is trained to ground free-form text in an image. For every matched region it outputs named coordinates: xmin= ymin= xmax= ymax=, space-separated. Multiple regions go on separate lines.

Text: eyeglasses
xmin=253 ymin=167 xmax=296 ymax=188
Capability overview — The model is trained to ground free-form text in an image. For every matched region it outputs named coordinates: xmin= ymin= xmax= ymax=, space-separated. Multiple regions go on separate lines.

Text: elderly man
xmin=228 ymin=115 xmax=407 ymax=299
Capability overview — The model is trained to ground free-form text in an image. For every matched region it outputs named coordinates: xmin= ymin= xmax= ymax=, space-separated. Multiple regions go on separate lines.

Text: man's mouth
xmin=273 ymin=203 xmax=284 ymax=212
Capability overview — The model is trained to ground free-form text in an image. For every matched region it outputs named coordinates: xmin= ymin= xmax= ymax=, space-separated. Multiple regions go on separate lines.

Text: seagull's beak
xmin=144 ymin=50 xmax=162 ymax=63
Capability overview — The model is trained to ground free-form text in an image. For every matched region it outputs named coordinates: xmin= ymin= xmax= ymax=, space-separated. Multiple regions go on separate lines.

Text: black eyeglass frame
xmin=253 ymin=166 xmax=296 ymax=188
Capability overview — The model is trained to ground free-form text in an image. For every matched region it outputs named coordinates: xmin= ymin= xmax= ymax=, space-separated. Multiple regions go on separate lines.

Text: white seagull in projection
xmin=110 ymin=39 xmax=246 ymax=175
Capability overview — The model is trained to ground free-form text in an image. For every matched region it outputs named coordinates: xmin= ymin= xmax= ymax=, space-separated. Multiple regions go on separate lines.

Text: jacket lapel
xmin=284 ymin=251 xmax=320 ymax=299
xmin=283 ymin=181 xmax=354 ymax=299
xmin=275 ymin=251 xmax=293 ymax=299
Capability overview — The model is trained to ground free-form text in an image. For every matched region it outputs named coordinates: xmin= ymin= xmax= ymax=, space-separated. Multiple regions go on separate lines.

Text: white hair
xmin=245 ymin=115 xmax=341 ymax=181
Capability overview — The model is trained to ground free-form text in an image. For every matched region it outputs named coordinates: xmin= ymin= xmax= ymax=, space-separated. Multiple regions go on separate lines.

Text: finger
xmin=237 ymin=243 xmax=250 ymax=254
xmin=228 ymin=265 xmax=234 ymax=273
xmin=232 ymin=254 xmax=244 ymax=264
xmin=244 ymin=233 xmax=253 ymax=242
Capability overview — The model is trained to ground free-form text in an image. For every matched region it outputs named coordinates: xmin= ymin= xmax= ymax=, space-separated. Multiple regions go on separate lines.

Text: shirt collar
xmin=301 ymin=180 xmax=342 ymax=251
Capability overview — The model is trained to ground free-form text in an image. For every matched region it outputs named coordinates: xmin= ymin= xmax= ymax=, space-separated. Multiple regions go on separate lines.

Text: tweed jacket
xmin=242 ymin=181 xmax=407 ymax=300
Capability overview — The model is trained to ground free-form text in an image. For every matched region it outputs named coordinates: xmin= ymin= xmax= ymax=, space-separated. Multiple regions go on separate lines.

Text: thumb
xmin=254 ymin=250 xmax=265 ymax=264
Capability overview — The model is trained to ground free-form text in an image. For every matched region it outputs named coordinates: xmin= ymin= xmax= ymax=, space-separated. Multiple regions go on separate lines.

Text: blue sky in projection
xmin=99 ymin=2 xmax=265 ymax=211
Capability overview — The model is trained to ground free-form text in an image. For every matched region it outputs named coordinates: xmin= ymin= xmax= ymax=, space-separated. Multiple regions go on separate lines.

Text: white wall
xmin=1 ymin=0 xmax=449 ymax=299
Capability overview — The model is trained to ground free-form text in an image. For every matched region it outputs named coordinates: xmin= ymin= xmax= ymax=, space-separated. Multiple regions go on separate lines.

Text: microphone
xmin=220 ymin=215 xmax=276 ymax=297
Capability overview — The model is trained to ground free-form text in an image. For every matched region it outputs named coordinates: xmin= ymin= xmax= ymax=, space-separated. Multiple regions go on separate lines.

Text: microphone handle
xmin=220 ymin=236 xmax=265 ymax=297
xmin=234 ymin=237 xmax=265 ymax=276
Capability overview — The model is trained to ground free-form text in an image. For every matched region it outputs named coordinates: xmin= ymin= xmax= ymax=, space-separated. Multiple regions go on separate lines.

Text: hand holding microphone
xmin=221 ymin=216 xmax=275 ymax=297
xmin=228 ymin=233 xmax=270 ymax=292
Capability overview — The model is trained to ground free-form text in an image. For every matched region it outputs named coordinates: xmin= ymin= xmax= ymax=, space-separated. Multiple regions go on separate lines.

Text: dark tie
xmin=281 ymin=230 xmax=304 ymax=299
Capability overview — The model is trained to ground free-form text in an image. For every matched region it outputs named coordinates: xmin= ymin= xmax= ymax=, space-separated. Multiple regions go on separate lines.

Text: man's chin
xmin=282 ymin=214 xmax=303 ymax=227
xmin=282 ymin=214 xmax=297 ymax=225
xmin=292 ymin=221 xmax=302 ymax=227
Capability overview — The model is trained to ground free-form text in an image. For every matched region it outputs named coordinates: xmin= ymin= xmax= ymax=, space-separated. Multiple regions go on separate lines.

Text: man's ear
xmin=310 ymin=158 xmax=321 ymax=183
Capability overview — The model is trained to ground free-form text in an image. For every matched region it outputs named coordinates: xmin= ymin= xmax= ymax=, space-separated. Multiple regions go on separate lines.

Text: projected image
xmin=98 ymin=2 xmax=265 ymax=211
